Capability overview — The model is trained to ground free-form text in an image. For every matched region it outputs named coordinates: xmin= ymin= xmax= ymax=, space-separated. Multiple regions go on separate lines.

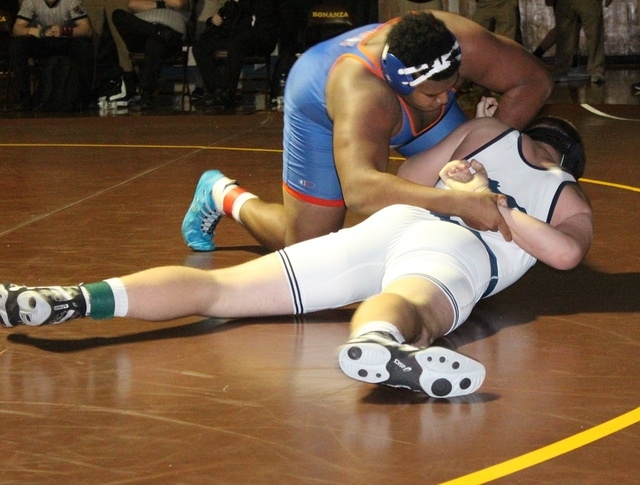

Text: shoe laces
xmin=199 ymin=200 xmax=221 ymax=236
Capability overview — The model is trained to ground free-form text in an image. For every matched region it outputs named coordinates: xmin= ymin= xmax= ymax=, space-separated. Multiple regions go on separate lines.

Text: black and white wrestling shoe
xmin=337 ymin=331 xmax=485 ymax=398
xmin=0 ymin=283 xmax=87 ymax=327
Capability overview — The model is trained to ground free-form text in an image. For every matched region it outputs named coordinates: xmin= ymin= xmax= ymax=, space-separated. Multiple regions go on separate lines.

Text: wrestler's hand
xmin=440 ymin=159 xmax=491 ymax=193
xmin=458 ymin=191 xmax=512 ymax=241
xmin=442 ymin=160 xmax=511 ymax=240
xmin=475 ymin=96 xmax=499 ymax=118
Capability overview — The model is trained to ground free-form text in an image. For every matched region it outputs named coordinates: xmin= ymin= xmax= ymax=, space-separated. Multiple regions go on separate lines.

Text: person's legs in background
xmin=553 ymin=0 xmax=580 ymax=81
xmin=65 ymin=36 xmax=96 ymax=107
xmin=9 ymin=36 xmax=40 ymax=110
xmin=112 ymin=9 xmax=182 ymax=107
xmin=573 ymin=0 xmax=606 ymax=84
xmin=192 ymin=32 xmax=228 ymax=99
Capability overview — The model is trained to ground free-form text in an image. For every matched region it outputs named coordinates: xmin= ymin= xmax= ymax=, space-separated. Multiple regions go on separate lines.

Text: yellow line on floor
xmin=440 ymin=407 xmax=640 ymax=485
xmin=1 ymin=145 xmax=638 ymax=192
xmin=0 ymin=143 xmax=283 ymax=153
xmin=580 ymin=177 xmax=640 ymax=193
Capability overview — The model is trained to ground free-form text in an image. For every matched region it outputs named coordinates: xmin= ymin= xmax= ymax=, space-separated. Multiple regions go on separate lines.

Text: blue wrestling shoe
xmin=338 ymin=331 xmax=485 ymax=398
xmin=182 ymin=170 xmax=228 ymax=251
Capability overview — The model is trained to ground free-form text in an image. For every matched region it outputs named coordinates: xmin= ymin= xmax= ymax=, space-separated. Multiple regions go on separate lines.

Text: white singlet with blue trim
xmin=277 ymin=129 xmax=577 ymax=333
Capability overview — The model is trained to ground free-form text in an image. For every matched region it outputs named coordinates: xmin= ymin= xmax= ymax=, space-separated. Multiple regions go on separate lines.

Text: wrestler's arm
xmin=499 ymin=187 xmax=593 ymax=269
xmin=437 ymin=11 xmax=553 ymax=129
xmin=441 ymin=160 xmax=593 ymax=269
xmin=328 ymin=62 xmax=450 ymax=208
xmin=327 ymin=68 xmax=511 ymax=238
xmin=400 ymin=118 xmax=507 ymax=184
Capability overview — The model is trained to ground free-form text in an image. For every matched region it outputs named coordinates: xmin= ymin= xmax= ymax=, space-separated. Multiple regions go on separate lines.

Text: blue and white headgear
xmin=381 ymin=38 xmax=462 ymax=95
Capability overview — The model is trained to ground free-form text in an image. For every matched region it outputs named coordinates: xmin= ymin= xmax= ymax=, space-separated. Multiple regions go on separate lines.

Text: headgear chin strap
xmin=381 ymin=40 xmax=461 ymax=95
xmin=524 ymin=126 xmax=586 ymax=179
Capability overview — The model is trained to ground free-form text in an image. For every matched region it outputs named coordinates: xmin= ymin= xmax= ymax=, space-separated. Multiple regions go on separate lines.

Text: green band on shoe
xmin=83 ymin=281 xmax=115 ymax=320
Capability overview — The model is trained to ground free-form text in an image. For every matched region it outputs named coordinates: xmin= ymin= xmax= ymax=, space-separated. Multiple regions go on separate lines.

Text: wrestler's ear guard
xmin=381 ymin=44 xmax=414 ymax=95
xmin=524 ymin=126 xmax=586 ymax=179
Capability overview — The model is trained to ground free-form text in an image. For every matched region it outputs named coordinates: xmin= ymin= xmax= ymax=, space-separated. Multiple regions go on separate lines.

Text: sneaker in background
xmin=190 ymin=86 xmax=207 ymax=105
xmin=97 ymin=76 xmax=139 ymax=108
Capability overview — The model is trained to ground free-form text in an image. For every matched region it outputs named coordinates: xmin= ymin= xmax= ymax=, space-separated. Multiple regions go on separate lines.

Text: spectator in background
xmin=0 ymin=0 xmax=18 ymax=78
xmin=532 ymin=0 xmax=560 ymax=59
xmin=112 ymin=0 xmax=192 ymax=109
xmin=269 ymin=0 xmax=312 ymax=94
xmin=532 ymin=1 xmax=588 ymax=81
xmin=193 ymin=0 xmax=278 ymax=109
xmin=553 ymin=0 xmax=612 ymax=84
xmin=87 ymin=0 xmax=137 ymax=107
xmin=471 ymin=0 xmax=522 ymax=43
xmin=10 ymin=0 xmax=94 ymax=111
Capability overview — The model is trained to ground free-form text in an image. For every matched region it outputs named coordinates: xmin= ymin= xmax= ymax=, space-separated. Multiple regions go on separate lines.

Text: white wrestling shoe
xmin=338 ymin=331 xmax=485 ymax=398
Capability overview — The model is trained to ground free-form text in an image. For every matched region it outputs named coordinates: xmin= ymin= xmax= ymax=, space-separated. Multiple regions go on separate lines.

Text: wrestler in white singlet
xmin=277 ymin=127 xmax=577 ymax=333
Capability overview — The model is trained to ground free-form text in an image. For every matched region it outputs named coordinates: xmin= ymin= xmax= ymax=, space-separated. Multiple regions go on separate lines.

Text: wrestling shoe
xmin=338 ymin=331 xmax=485 ymax=398
xmin=0 ymin=283 xmax=87 ymax=327
xmin=182 ymin=170 xmax=234 ymax=251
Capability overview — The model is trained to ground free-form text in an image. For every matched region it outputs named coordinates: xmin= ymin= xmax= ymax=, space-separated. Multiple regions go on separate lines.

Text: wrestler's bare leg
xmin=120 ymin=254 xmax=293 ymax=320
xmin=239 ymin=189 xmax=346 ymax=250
xmin=350 ymin=277 xmax=454 ymax=346
xmin=0 ymin=254 xmax=293 ymax=327
xmin=338 ymin=276 xmax=486 ymax=398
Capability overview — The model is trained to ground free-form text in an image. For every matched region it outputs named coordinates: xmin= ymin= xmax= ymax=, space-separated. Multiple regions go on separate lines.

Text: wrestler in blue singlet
xmin=282 ymin=21 xmax=467 ymax=206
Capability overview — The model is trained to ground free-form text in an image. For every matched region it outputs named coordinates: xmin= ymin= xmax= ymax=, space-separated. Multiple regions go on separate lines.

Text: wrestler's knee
xmin=380 ymin=277 xmax=454 ymax=345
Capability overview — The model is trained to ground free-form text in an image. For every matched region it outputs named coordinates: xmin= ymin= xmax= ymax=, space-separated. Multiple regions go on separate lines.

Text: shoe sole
xmin=338 ymin=342 xmax=485 ymax=398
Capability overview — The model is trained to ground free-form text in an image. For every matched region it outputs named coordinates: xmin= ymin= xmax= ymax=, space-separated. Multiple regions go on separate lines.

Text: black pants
xmin=9 ymin=36 xmax=94 ymax=102
xmin=193 ymin=28 xmax=277 ymax=95
xmin=111 ymin=9 xmax=181 ymax=93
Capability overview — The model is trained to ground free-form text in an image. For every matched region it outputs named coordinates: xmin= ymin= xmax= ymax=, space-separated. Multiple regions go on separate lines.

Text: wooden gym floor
xmin=0 ymin=68 xmax=639 ymax=484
